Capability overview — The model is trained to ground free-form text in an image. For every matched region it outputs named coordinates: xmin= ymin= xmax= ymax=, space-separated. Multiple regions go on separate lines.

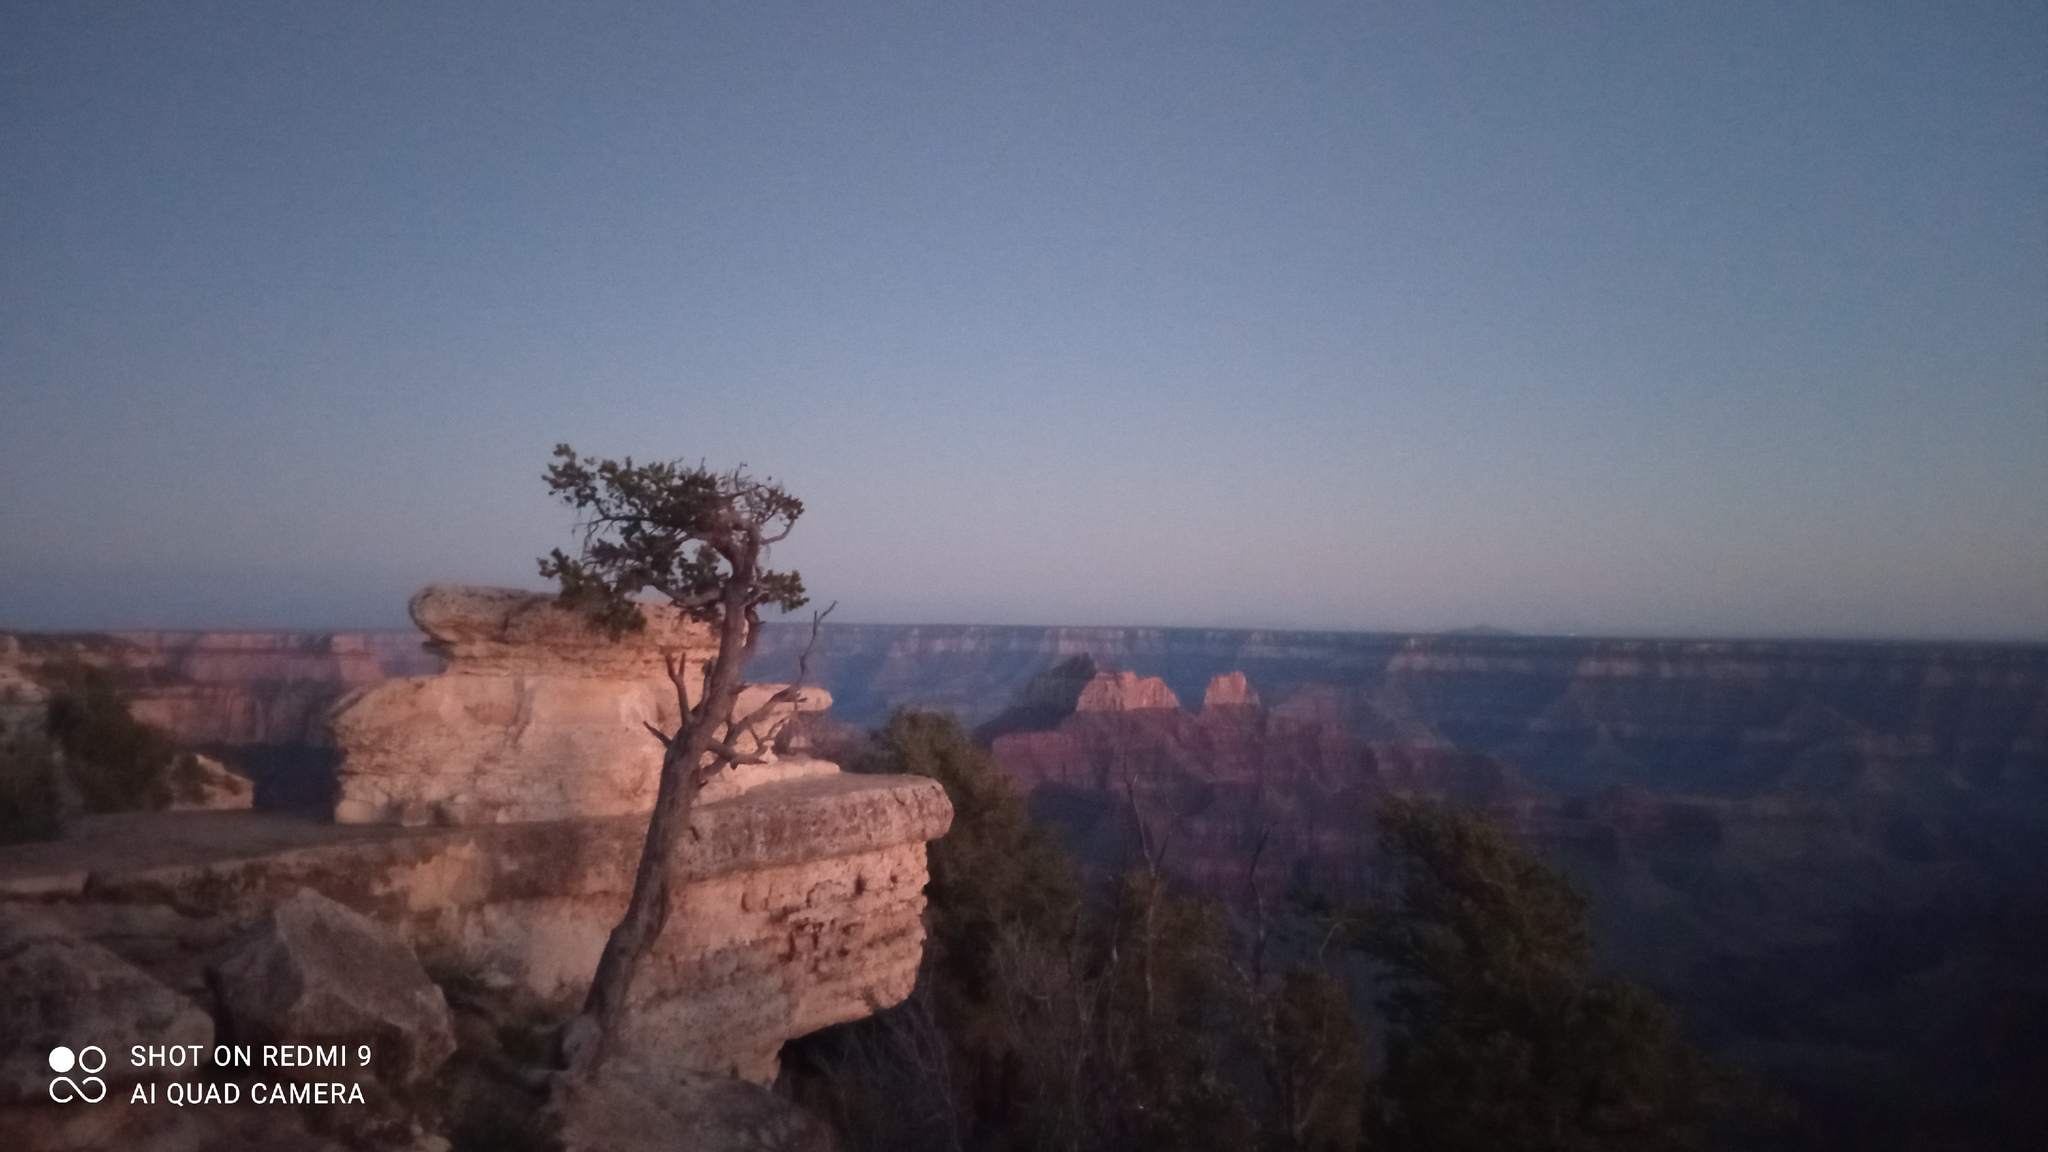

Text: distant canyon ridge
xmin=4 ymin=622 xmax=2042 ymax=812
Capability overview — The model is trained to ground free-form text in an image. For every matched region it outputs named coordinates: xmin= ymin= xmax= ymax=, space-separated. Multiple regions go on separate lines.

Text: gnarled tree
xmin=539 ymin=444 xmax=821 ymax=1070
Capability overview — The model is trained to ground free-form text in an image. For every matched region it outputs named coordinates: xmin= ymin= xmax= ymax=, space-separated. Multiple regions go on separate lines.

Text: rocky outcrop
xmin=168 ymin=753 xmax=255 ymax=811
xmin=208 ymin=888 xmax=456 ymax=1086
xmin=1075 ymin=670 xmax=1179 ymax=712
xmin=1203 ymin=671 xmax=1259 ymax=710
xmin=333 ymin=586 xmax=832 ymax=825
xmin=993 ymin=676 xmax=1522 ymax=896
xmin=0 ymin=581 xmax=955 ymax=1146
xmin=0 ymin=771 xmax=949 ymax=1085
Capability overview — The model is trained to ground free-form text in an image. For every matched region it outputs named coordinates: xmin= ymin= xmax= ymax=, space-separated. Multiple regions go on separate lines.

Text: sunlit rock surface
xmin=0 ymin=585 xmax=954 ymax=1102
xmin=1074 ymin=670 xmax=1179 ymax=712
xmin=333 ymin=586 xmax=833 ymax=825
xmin=0 ymin=772 xmax=950 ymax=1085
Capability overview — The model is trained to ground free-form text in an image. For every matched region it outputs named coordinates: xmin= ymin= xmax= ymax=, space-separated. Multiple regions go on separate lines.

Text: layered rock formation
xmin=0 ymin=773 xmax=948 ymax=1084
xmin=333 ymin=586 xmax=834 ymax=825
xmin=1203 ymin=671 xmax=1259 ymax=709
xmin=1074 ymin=670 xmax=1179 ymax=712
xmin=0 ymin=585 xmax=955 ymax=1149
xmin=752 ymin=626 xmax=2048 ymax=799
xmin=994 ymin=672 xmax=1520 ymax=895
xmin=318 ymin=586 xmax=950 ymax=1080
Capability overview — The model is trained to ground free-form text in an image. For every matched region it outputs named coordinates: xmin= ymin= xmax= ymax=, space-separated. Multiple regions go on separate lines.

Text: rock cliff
xmin=749 ymin=626 xmax=2048 ymax=800
xmin=333 ymin=586 xmax=834 ymax=825
xmin=0 ymin=587 xmax=955 ymax=1149
xmin=1074 ymin=670 xmax=1179 ymax=712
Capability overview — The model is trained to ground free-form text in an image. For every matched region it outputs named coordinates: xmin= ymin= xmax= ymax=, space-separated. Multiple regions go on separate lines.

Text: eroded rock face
xmin=0 ymin=771 xmax=952 ymax=1086
xmin=334 ymin=586 xmax=832 ymax=825
xmin=208 ymin=888 xmax=456 ymax=1086
xmin=408 ymin=584 xmax=713 ymax=678
xmin=1203 ymin=671 xmax=1259 ymax=710
xmin=1075 ymin=670 xmax=1179 ymax=712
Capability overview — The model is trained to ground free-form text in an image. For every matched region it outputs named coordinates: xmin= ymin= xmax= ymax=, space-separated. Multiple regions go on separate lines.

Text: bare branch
xmin=726 ymin=603 xmax=835 ymax=736
xmin=641 ymin=721 xmax=673 ymax=749
xmin=705 ymin=739 xmax=770 ymax=767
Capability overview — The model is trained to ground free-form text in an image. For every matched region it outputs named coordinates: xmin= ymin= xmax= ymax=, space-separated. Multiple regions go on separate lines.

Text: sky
xmin=2 ymin=1 xmax=2043 ymax=639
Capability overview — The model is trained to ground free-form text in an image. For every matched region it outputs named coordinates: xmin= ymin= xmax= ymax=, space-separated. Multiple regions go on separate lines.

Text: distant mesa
xmin=1440 ymin=624 xmax=1519 ymax=637
xmin=1074 ymin=670 xmax=1179 ymax=712
xmin=1202 ymin=671 xmax=1260 ymax=710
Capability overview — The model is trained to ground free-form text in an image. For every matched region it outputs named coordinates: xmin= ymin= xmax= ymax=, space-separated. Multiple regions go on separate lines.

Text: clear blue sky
xmin=3 ymin=1 xmax=2042 ymax=639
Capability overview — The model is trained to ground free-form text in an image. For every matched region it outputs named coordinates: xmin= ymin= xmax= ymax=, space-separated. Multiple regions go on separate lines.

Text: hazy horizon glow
xmin=4 ymin=2 xmax=2044 ymax=640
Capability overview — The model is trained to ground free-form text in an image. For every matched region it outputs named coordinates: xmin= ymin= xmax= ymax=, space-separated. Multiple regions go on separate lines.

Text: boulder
xmin=207 ymin=888 xmax=455 ymax=1086
xmin=167 ymin=754 xmax=254 ymax=811
xmin=0 ymin=907 xmax=214 ymax=1105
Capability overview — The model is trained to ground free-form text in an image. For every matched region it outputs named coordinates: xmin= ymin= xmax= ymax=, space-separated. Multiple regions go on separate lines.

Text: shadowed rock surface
xmin=208 ymin=888 xmax=456 ymax=1086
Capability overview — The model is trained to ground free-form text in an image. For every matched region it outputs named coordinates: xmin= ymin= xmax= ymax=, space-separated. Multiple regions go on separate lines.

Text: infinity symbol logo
xmin=48 ymin=1046 xmax=107 ymax=1104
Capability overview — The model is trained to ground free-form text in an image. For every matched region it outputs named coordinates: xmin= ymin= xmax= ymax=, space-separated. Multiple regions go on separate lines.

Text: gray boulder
xmin=207 ymin=888 xmax=455 ymax=1086
xmin=0 ymin=908 xmax=215 ymax=1151
xmin=0 ymin=906 xmax=214 ymax=1103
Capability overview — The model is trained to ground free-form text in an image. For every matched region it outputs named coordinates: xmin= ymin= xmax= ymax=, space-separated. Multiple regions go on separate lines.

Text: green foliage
xmin=538 ymin=444 xmax=807 ymax=635
xmin=1361 ymin=801 xmax=1718 ymax=1152
xmin=429 ymin=967 xmax=565 ymax=1152
xmin=798 ymin=723 xmax=1718 ymax=1152
xmin=864 ymin=711 xmax=1079 ymax=1025
xmin=1089 ymin=869 xmax=1257 ymax=1152
xmin=804 ymin=712 xmax=1265 ymax=1152
xmin=41 ymin=662 xmax=177 ymax=815
xmin=1265 ymin=967 xmax=1370 ymax=1152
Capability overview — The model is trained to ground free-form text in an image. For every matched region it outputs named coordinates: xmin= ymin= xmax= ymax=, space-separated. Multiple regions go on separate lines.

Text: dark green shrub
xmin=1362 ymin=801 xmax=1720 ymax=1152
xmin=40 ymin=662 xmax=176 ymax=813
xmin=0 ymin=737 xmax=62 ymax=844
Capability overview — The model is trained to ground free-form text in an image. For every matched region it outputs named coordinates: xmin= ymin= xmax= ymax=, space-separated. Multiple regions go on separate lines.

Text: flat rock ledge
xmin=0 ymin=772 xmax=952 ymax=1085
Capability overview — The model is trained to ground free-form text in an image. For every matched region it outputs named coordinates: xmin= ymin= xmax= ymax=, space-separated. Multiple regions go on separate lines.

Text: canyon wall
xmin=749 ymin=625 xmax=2048 ymax=800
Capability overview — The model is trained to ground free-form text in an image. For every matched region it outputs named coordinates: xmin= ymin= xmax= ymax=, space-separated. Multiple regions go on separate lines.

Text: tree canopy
xmin=538 ymin=444 xmax=807 ymax=638
xmin=1363 ymin=801 xmax=1719 ymax=1152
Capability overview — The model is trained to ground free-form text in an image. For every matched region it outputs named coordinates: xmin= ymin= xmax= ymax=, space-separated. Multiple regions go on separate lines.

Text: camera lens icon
xmin=48 ymin=1045 xmax=107 ymax=1103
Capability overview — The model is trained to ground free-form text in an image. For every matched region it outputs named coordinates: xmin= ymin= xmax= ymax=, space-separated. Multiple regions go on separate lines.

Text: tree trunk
xmin=571 ymin=574 xmax=754 ymax=1071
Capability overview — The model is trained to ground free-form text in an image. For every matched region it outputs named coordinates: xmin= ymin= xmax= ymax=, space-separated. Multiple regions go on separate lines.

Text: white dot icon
xmin=48 ymin=1047 xmax=74 ymax=1074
